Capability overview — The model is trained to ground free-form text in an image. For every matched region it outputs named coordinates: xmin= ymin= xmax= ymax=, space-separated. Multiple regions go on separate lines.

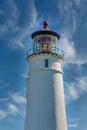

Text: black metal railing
xmin=27 ymin=46 xmax=64 ymax=57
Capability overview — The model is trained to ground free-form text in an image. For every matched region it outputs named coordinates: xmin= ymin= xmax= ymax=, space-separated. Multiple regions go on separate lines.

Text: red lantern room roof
xmin=31 ymin=21 xmax=60 ymax=39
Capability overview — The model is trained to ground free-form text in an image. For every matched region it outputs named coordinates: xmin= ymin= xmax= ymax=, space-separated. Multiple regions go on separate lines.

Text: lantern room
xmin=27 ymin=21 xmax=64 ymax=60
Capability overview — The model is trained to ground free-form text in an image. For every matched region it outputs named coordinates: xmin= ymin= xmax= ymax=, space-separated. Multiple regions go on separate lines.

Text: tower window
xmin=45 ymin=59 xmax=49 ymax=68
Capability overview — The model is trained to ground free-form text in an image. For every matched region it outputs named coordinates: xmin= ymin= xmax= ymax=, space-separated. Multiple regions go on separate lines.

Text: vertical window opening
xmin=45 ymin=59 xmax=49 ymax=68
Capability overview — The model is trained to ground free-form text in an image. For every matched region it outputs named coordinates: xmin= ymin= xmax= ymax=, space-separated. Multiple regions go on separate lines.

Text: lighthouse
xmin=24 ymin=22 xmax=67 ymax=130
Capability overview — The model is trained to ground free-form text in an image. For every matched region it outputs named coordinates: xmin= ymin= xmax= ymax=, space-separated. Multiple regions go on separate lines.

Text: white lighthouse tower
xmin=25 ymin=22 xmax=67 ymax=130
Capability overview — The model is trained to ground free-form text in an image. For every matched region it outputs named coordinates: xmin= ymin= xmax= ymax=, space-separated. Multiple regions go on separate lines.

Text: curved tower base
xmin=24 ymin=54 xmax=67 ymax=130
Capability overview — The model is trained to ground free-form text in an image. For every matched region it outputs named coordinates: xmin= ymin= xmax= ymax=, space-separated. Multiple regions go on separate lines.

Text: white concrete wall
xmin=25 ymin=54 xmax=67 ymax=130
xmin=28 ymin=55 xmax=62 ymax=73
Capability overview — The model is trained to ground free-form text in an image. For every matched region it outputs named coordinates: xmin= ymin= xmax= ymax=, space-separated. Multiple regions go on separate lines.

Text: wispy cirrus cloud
xmin=68 ymin=123 xmax=78 ymax=128
xmin=56 ymin=0 xmax=87 ymax=66
xmin=57 ymin=0 xmax=77 ymax=35
xmin=72 ymin=0 xmax=85 ymax=7
xmin=0 ymin=110 xmax=7 ymax=120
xmin=55 ymin=0 xmax=87 ymax=66
xmin=0 ymin=0 xmax=19 ymax=35
xmin=68 ymin=118 xmax=80 ymax=122
xmin=20 ymin=73 xmax=27 ymax=78
xmin=29 ymin=1 xmax=41 ymax=29
xmin=8 ymin=103 xmax=20 ymax=116
xmin=59 ymin=34 xmax=87 ymax=66
xmin=0 ymin=91 xmax=26 ymax=121
xmin=60 ymin=35 xmax=76 ymax=62
xmin=10 ymin=92 xmax=26 ymax=104
xmin=0 ymin=103 xmax=20 ymax=121
xmin=67 ymin=118 xmax=79 ymax=129
xmin=9 ymin=0 xmax=42 ymax=50
xmin=6 ymin=0 xmax=20 ymax=32
xmin=57 ymin=0 xmax=87 ymax=34
xmin=0 ymin=0 xmax=42 ymax=50
xmin=65 ymin=76 xmax=87 ymax=103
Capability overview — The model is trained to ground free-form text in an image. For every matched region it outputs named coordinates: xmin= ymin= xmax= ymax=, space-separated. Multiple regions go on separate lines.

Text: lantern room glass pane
xmin=33 ymin=35 xmax=59 ymax=54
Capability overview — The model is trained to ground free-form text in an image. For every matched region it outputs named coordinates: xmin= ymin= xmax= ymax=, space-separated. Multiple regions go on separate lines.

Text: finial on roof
xmin=43 ymin=21 xmax=48 ymax=30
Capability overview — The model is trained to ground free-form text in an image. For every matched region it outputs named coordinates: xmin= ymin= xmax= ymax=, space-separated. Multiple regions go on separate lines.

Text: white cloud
xmin=68 ymin=118 xmax=80 ymax=121
xmin=60 ymin=35 xmax=76 ymax=60
xmin=8 ymin=0 xmax=42 ymax=50
xmin=29 ymin=2 xmax=40 ymax=28
xmin=0 ymin=91 xmax=26 ymax=121
xmin=76 ymin=76 xmax=87 ymax=93
xmin=0 ymin=0 xmax=19 ymax=34
xmin=6 ymin=0 xmax=20 ymax=32
xmin=57 ymin=0 xmax=77 ymax=34
xmin=16 ymin=40 xmax=25 ymax=48
xmin=68 ymin=118 xmax=79 ymax=129
xmin=72 ymin=0 xmax=81 ymax=7
xmin=68 ymin=123 xmax=78 ymax=128
xmin=59 ymin=34 xmax=87 ymax=65
xmin=16 ymin=1 xmax=41 ymax=45
xmin=65 ymin=82 xmax=79 ymax=103
xmin=68 ymin=84 xmax=79 ymax=100
xmin=0 ymin=110 xmax=7 ymax=120
xmin=57 ymin=1 xmax=85 ymax=55
xmin=11 ymin=39 xmax=25 ymax=49
xmin=65 ymin=76 xmax=87 ymax=103
xmin=0 ymin=104 xmax=20 ymax=120
xmin=10 ymin=92 xmax=26 ymax=104
xmin=72 ymin=11 xmax=77 ymax=33
xmin=8 ymin=103 xmax=20 ymax=116
xmin=20 ymin=73 xmax=27 ymax=78
xmin=56 ymin=0 xmax=87 ymax=66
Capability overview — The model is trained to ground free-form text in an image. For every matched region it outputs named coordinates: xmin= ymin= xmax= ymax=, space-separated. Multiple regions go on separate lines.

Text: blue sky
xmin=0 ymin=0 xmax=87 ymax=130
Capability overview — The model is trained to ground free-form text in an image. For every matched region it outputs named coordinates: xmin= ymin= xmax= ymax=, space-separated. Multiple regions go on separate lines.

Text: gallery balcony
xmin=27 ymin=46 xmax=64 ymax=61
